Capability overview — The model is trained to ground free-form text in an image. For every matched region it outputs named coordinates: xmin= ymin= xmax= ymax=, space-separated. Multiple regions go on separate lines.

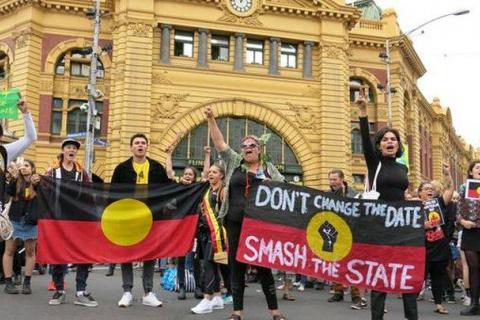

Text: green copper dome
xmin=353 ymin=0 xmax=382 ymax=21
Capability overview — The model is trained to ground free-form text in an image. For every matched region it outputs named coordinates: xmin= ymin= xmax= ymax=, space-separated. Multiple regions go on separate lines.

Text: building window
xmin=353 ymin=174 xmax=365 ymax=184
xmin=54 ymin=49 xmax=104 ymax=78
xmin=173 ymin=117 xmax=302 ymax=182
xmin=246 ymin=40 xmax=263 ymax=65
xmin=351 ymin=128 xmax=363 ymax=154
xmin=280 ymin=43 xmax=297 ymax=68
xmin=174 ymin=31 xmax=194 ymax=57
xmin=51 ymin=98 xmax=63 ymax=135
xmin=211 ymin=35 xmax=229 ymax=61
xmin=349 ymin=77 xmax=375 ymax=103
xmin=0 ymin=51 xmax=8 ymax=80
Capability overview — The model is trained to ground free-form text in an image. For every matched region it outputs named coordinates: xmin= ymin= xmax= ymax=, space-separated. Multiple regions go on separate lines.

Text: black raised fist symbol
xmin=319 ymin=221 xmax=338 ymax=253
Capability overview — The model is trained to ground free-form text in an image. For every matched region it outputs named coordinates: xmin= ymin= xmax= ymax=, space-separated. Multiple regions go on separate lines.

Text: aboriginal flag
xmin=467 ymin=180 xmax=480 ymax=200
xmin=237 ymin=182 xmax=425 ymax=293
xmin=36 ymin=177 xmax=208 ymax=264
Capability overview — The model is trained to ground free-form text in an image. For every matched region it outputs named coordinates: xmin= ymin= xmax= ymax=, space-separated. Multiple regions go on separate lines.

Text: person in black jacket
xmin=357 ymin=90 xmax=418 ymax=320
xmin=111 ymin=133 xmax=171 ymax=308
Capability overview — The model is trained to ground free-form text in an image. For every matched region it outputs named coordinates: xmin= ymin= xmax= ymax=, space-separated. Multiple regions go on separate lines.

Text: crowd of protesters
xmin=1 ymin=93 xmax=480 ymax=320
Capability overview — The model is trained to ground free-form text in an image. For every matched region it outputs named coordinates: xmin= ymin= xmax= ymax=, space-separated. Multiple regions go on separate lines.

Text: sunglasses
xmin=241 ymin=143 xmax=259 ymax=149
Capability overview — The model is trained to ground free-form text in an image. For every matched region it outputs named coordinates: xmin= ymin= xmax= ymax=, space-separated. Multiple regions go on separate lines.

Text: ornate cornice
xmin=0 ymin=0 xmax=112 ymax=17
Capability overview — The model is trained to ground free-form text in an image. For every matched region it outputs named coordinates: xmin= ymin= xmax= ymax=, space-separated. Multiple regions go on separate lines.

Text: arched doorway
xmin=172 ymin=116 xmax=303 ymax=183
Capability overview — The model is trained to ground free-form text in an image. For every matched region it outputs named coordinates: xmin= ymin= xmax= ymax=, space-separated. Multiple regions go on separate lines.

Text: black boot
xmin=460 ymin=304 xmax=480 ymax=316
xmin=4 ymin=279 xmax=19 ymax=294
xmin=177 ymin=286 xmax=186 ymax=300
xmin=194 ymin=287 xmax=204 ymax=299
xmin=105 ymin=264 xmax=115 ymax=277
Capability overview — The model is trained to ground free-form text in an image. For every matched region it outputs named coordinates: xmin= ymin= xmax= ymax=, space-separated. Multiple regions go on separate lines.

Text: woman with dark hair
xmin=2 ymin=159 xmax=41 ymax=294
xmin=356 ymin=92 xmax=418 ymax=320
xmin=165 ymin=139 xmax=208 ymax=300
xmin=417 ymin=164 xmax=454 ymax=315
xmin=457 ymin=160 xmax=480 ymax=316
xmin=205 ymin=106 xmax=287 ymax=320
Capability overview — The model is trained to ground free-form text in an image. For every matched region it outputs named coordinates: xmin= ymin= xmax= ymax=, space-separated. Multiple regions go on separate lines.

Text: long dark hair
xmin=183 ymin=165 xmax=199 ymax=181
xmin=467 ymin=160 xmax=480 ymax=179
xmin=374 ymin=127 xmax=404 ymax=158
xmin=15 ymin=159 xmax=36 ymax=201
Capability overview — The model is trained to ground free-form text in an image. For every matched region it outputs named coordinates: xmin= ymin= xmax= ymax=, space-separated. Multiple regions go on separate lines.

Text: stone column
xmin=303 ymin=41 xmax=313 ymax=79
xmin=197 ymin=29 xmax=209 ymax=67
xmin=160 ymin=24 xmax=172 ymax=64
xmin=269 ymin=37 xmax=279 ymax=75
xmin=234 ymin=33 xmax=244 ymax=71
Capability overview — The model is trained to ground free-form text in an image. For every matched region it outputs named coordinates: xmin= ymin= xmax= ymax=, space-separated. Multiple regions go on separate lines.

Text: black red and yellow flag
xmin=36 ymin=177 xmax=208 ymax=264
xmin=466 ymin=179 xmax=480 ymax=200
xmin=237 ymin=182 xmax=425 ymax=293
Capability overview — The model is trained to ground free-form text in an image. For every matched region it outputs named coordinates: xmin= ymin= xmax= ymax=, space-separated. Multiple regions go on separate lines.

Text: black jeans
xmin=198 ymin=230 xmax=221 ymax=295
xmin=427 ymin=260 xmax=449 ymax=304
xmin=371 ymin=291 xmax=417 ymax=320
xmin=225 ymin=219 xmax=278 ymax=311
xmin=51 ymin=264 xmax=91 ymax=292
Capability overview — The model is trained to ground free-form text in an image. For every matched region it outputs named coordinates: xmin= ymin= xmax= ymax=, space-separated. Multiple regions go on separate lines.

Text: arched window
xmin=351 ymin=128 xmax=363 ymax=154
xmin=349 ymin=77 xmax=375 ymax=103
xmin=55 ymin=49 xmax=104 ymax=78
xmin=0 ymin=51 xmax=9 ymax=83
xmin=173 ymin=117 xmax=303 ymax=182
xmin=51 ymin=48 xmax=106 ymax=137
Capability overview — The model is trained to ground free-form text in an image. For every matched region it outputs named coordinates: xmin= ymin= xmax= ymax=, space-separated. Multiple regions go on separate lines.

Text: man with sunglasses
xmin=111 ymin=133 xmax=170 ymax=308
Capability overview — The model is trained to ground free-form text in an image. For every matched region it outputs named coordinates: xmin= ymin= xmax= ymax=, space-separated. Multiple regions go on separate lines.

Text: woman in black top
xmin=417 ymin=165 xmax=454 ymax=314
xmin=2 ymin=159 xmax=40 ymax=295
xmin=357 ymin=93 xmax=418 ymax=320
xmin=457 ymin=160 xmax=480 ymax=316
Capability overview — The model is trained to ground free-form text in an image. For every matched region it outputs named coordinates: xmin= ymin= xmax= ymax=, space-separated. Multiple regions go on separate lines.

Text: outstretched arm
xmin=442 ymin=163 xmax=454 ymax=205
xmin=201 ymin=146 xmax=211 ymax=181
xmin=204 ymin=106 xmax=228 ymax=152
xmin=5 ymin=98 xmax=38 ymax=163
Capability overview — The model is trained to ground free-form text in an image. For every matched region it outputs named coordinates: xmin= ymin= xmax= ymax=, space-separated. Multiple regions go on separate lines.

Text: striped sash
xmin=202 ymin=187 xmax=228 ymax=265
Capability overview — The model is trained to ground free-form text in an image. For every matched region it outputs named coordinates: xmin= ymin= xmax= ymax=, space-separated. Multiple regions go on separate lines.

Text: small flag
xmin=0 ymin=88 xmax=20 ymax=119
xmin=466 ymin=179 xmax=480 ymax=200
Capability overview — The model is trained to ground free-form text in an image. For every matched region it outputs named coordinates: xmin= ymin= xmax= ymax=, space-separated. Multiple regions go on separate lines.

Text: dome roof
xmin=354 ymin=0 xmax=382 ymax=21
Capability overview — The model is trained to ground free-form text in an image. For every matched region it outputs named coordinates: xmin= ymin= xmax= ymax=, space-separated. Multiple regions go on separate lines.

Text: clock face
xmin=230 ymin=0 xmax=253 ymax=13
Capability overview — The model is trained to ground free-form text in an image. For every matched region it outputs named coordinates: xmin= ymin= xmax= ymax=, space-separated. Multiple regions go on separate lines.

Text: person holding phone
xmin=356 ymin=87 xmax=418 ymax=320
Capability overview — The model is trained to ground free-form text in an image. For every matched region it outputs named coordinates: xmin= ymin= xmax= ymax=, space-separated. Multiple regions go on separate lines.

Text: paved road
xmin=0 ymin=267 xmax=466 ymax=320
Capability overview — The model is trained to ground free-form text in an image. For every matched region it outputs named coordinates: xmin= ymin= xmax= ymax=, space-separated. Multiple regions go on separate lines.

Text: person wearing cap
xmin=45 ymin=138 xmax=97 ymax=307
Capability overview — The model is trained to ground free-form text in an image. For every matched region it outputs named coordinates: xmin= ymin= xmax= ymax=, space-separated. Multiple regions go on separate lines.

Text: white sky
xmin=370 ymin=0 xmax=480 ymax=148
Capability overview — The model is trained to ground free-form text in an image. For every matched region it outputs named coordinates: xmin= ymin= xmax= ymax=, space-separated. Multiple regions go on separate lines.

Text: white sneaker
xmin=142 ymin=292 xmax=162 ymax=307
xmin=191 ymin=298 xmax=213 ymax=314
xmin=211 ymin=296 xmax=224 ymax=310
xmin=463 ymin=296 xmax=471 ymax=306
xmin=292 ymin=281 xmax=301 ymax=287
xmin=298 ymin=284 xmax=305 ymax=292
xmin=118 ymin=292 xmax=133 ymax=307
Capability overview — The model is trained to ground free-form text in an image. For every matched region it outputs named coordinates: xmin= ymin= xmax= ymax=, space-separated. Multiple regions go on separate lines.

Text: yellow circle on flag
xmin=306 ymin=211 xmax=353 ymax=262
xmin=476 ymin=186 xmax=480 ymax=196
xmin=101 ymin=198 xmax=153 ymax=246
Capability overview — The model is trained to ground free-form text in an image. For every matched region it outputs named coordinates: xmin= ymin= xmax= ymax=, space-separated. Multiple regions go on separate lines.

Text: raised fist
xmin=319 ymin=221 xmax=338 ymax=253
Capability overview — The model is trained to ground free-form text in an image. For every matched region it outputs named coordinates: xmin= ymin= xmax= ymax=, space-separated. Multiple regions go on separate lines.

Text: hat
xmin=61 ymin=138 xmax=81 ymax=149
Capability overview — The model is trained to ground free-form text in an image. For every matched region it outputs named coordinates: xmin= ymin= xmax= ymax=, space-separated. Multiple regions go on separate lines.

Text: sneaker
xmin=74 ymin=292 xmax=98 ymax=307
xmin=460 ymin=304 xmax=480 ymax=316
xmin=4 ymin=282 xmax=19 ymax=294
xmin=222 ymin=295 xmax=233 ymax=305
xmin=49 ymin=291 xmax=66 ymax=305
xmin=211 ymin=295 xmax=224 ymax=310
xmin=463 ymin=296 xmax=472 ymax=306
xmin=191 ymin=298 xmax=213 ymax=314
xmin=142 ymin=292 xmax=162 ymax=307
xmin=277 ymin=284 xmax=285 ymax=290
xmin=118 ymin=292 xmax=133 ymax=307
xmin=351 ymin=297 xmax=368 ymax=310
xmin=328 ymin=293 xmax=344 ymax=302
xmin=292 ymin=281 xmax=301 ymax=287
xmin=298 ymin=284 xmax=305 ymax=292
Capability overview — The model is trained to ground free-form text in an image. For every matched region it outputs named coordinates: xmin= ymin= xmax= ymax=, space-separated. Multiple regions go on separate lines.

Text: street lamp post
xmin=84 ymin=0 xmax=102 ymax=177
xmin=380 ymin=9 xmax=469 ymax=127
